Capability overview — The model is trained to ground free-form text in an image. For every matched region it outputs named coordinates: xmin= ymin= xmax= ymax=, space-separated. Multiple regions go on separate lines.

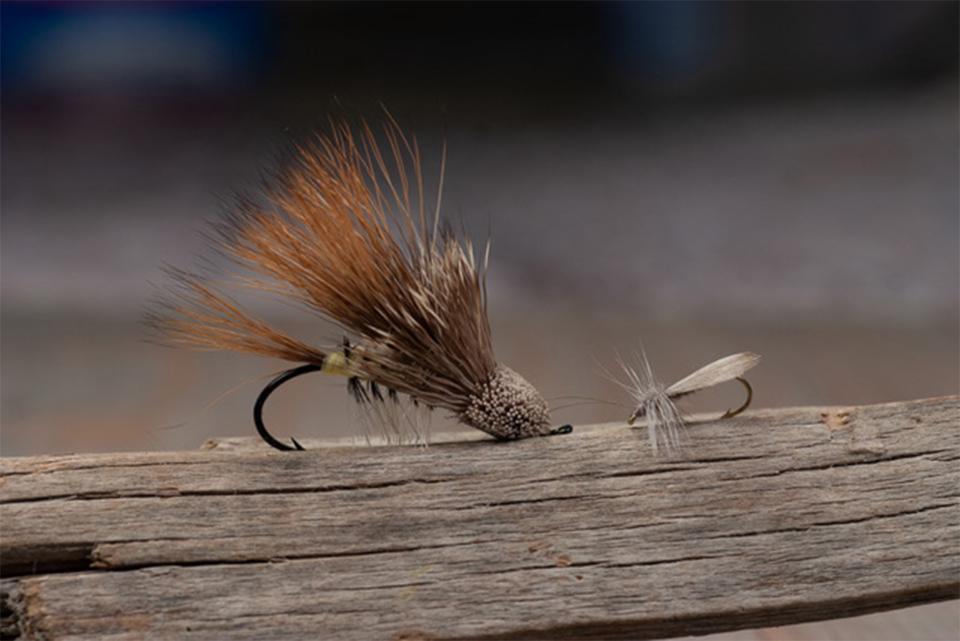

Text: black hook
xmin=254 ymin=364 xmax=574 ymax=449
xmin=254 ymin=364 xmax=323 ymax=451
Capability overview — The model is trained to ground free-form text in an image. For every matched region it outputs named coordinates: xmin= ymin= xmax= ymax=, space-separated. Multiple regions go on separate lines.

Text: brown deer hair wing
xmin=147 ymin=118 xmax=496 ymax=412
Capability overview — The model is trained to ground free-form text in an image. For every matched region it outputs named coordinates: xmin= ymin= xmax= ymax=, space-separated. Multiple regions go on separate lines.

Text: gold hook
xmin=720 ymin=377 xmax=753 ymax=419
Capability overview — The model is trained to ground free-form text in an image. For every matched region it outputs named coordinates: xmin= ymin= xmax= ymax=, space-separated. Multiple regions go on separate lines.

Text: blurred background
xmin=1 ymin=1 xmax=957 ymax=638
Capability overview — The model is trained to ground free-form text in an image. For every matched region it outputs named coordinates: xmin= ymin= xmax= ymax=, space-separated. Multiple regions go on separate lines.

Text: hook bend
xmin=254 ymin=364 xmax=323 ymax=451
xmin=720 ymin=377 xmax=753 ymax=420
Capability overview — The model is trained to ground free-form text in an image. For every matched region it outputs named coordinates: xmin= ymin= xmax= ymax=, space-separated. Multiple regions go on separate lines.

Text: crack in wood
xmin=0 ymin=458 xmax=212 ymax=478
xmin=451 ymin=494 xmax=603 ymax=510
xmin=0 ymin=476 xmax=460 ymax=505
xmin=702 ymin=503 xmax=956 ymax=540
xmin=601 ymin=553 xmax=729 ymax=568
xmin=1 ymin=539 xmax=500 ymax=579
xmin=742 ymin=449 xmax=954 ymax=479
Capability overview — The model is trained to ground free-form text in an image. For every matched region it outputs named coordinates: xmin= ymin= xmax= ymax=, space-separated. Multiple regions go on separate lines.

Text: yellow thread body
xmin=322 ymin=351 xmax=351 ymax=377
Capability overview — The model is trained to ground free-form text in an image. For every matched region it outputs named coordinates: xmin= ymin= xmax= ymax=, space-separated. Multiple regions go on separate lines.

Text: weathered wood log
xmin=1 ymin=397 xmax=958 ymax=640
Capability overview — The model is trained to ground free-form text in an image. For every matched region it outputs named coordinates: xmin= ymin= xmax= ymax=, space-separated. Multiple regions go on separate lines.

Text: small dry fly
xmin=609 ymin=351 xmax=761 ymax=456
xmin=146 ymin=116 xmax=571 ymax=449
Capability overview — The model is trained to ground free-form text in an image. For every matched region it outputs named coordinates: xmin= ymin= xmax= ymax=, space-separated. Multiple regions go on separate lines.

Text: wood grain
xmin=1 ymin=397 xmax=958 ymax=640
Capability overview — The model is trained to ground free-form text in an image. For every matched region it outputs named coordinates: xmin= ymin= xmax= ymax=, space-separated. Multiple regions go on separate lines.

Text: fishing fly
xmin=612 ymin=351 xmax=761 ymax=455
xmin=147 ymin=117 xmax=571 ymax=450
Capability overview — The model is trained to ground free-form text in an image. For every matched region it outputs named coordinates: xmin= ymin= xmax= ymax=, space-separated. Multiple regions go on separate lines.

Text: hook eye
xmin=549 ymin=424 xmax=574 ymax=436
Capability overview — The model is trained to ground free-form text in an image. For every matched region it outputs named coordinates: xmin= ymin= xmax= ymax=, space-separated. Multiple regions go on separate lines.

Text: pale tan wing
xmin=666 ymin=352 xmax=761 ymax=397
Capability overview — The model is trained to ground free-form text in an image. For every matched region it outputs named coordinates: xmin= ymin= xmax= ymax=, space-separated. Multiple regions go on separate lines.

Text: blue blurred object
xmin=607 ymin=1 xmax=717 ymax=86
xmin=1 ymin=2 xmax=269 ymax=94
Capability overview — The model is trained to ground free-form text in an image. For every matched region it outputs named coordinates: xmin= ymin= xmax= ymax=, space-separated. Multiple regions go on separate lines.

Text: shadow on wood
xmin=1 ymin=397 xmax=958 ymax=640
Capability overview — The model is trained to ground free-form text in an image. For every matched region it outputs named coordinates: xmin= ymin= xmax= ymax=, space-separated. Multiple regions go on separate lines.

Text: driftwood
xmin=1 ymin=396 xmax=958 ymax=640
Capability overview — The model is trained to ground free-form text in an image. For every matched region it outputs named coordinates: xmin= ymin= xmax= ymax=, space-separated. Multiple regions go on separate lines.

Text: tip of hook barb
xmin=291 ymin=437 xmax=305 ymax=451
